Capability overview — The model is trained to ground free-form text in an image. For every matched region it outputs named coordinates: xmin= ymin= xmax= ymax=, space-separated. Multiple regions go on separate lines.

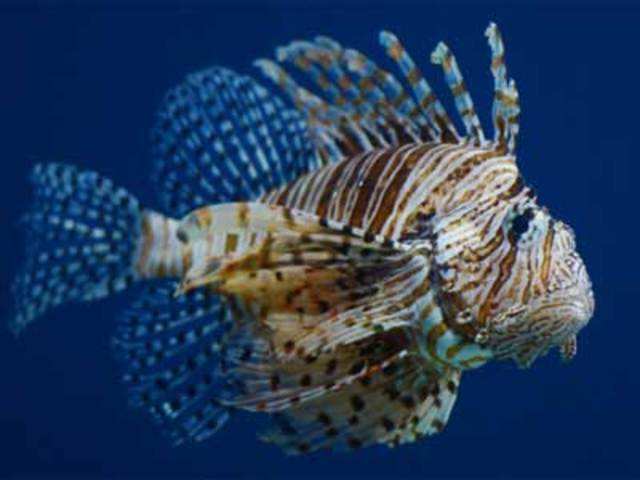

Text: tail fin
xmin=10 ymin=163 xmax=143 ymax=334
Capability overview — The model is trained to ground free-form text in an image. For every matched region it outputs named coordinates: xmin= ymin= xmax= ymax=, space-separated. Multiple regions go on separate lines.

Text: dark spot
xmin=285 ymin=290 xmax=296 ymax=305
xmin=401 ymin=395 xmax=416 ymax=409
xmin=275 ymin=271 xmax=284 ymax=281
xmin=350 ymin=395 xmax=365 ymax=412
xmin=154 ymin=378 xmax=168 ymax=391
xmin=206 ymin=419 xmax=218 ymax=430
xmin=381 ymin=417 xmax=395 ymax=432
xmin=300 ymin=374 xmax=312 ymax=387
xmin=317 ymin=412 xmax=332 ymax=425
xmin=187 ymin=358 xmax=198 ymax=371
xmin=284 ymin=340 xmax=295 ymax=354
xmin=382 ymin=363 xmax=398 ymax=376
xmin=169 ymin=399 xmax=182 ymax=412
xmin=326 ymin=427 xmax=339 ymax=438
xmin=270 ymin=374 xmax=280 ymax=391
xmin=290 ymin=395 xmax=301 ymax=404
xmin=317 ymin=300 xmax=330 ymax=314
xmin=297 ymin=442 xmax=310 ymax=453
xmin=348 ymin=415 xmax=359 ymax=426
xmin=305 ymin=354 xmax=318 ymax=364
xmin=359 ymin=376 xmax=372 ymax=387
xmin=418 ymin=385 xmax=430 ymax=401
xmin=447 ymin=381 xmax=457 ymax=394
xmin=349 ymin=360 xmax=366 ymax=375
xmin=363 ymin=231 xmax=375 ymax=243
xmin=348 ymin=437 xmax=362 ymax=449
xmin=432 ymin=419 xmax=445 ymax=432
xmin=325 ymin=359 xmax=337 ymax=375
xmin=385 ymin=387 xmax=400 ymax=400
xmin=280 ymin=422 xmax=298 ymax=436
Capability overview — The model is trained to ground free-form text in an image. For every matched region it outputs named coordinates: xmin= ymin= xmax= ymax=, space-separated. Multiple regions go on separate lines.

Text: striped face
xmin=432 ymin=180 xmax=594 ymax=368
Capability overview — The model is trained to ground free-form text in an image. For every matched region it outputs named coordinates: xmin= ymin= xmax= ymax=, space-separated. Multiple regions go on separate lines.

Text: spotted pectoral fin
xmin=177 ymin=205 xmax=429 ymax=359
xmin=260 ymin=355 xmax=461 ymax=454
xmin=175 ymin=203 xmax=427 ymax=359
xmin=221 ymin=321 xmax=413 ymax=412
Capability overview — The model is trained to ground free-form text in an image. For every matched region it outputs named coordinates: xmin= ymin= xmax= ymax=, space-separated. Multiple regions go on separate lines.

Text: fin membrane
xmin=10 ymin=163 xmax=142 ymax=334
xmin=151 ymin=67 xmax=319 ymax=217
xmin=261 ymin=353 xmax=461 ymax=454
xmin=174 ymin=202 xmax=430 ymax=360
xmin=256 ymin=23 xmax=522 ymax=162
xmin=113 ymin=280 xmax=236 ymax=444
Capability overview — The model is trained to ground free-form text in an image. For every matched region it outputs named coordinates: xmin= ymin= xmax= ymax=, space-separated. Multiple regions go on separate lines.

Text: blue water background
xmin=0 ymin=1 xmax=637 ymax=477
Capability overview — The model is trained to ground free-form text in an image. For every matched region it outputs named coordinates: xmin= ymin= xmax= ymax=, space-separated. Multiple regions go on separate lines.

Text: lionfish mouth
xmin=488 ymin=265 xmax=594 ymax=369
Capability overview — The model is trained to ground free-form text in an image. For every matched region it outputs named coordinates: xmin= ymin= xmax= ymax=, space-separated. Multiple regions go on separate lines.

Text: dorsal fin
xmin=255 ymin=23 xmax=521 ymax=163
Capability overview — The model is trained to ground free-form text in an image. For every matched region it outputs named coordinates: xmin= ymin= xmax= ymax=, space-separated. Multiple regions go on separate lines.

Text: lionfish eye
xmin=511 ymin=208 xmax=535 ymax=238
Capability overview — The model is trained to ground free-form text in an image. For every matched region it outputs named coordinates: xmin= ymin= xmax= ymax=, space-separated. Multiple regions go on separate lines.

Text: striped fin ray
xmin=277 ymin=36 xmax=433 ymax=147
xmin=485 ymin=23 xmax=520 ymax=153
xmin=151 ymin=67 xmax=318 ymax=217
xmin=254 ymin=58 xmax=370 ymax=164
xmin=113 ymin=281 xmax=236 ymax=444
xmin=260 ymin=354 xmax=461 ymax=454
xmin=276 ymin=39 xmax=390 ymax=150
xmin=172 ymin=203 xmax=430 ymax=359
xmin=342 ymin=47 xmax=426 ymax=143
xmin=378 ymin=31 xmax=459 ymax=143
xmin=430 ymin=42 xmax=486 ymax=145
xmin=257 ymin=24 xmax=520 ymax=162
xmin=259 ymin=33 xmax=453 ymax=162
xmin=221 ymin=327 xmax=411 ymax=413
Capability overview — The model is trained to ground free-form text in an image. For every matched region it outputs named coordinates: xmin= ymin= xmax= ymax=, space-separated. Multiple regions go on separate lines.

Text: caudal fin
xmin=10 ymin=163 xmax=143 ymax=334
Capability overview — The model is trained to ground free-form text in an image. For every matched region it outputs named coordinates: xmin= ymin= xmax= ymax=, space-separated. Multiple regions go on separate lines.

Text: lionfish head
xmin=432 ymin=182 xmax=594 ymax=369
xmin=481 ymin=199 xmax=594 ymax=368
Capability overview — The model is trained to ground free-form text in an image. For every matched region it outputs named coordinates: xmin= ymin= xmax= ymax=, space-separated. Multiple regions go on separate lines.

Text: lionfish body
xmin=10 ymin=24 xmax=594 ymax=453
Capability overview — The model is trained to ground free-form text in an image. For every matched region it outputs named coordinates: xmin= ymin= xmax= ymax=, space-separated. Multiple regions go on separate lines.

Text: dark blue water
xmin=1 ymin=1 xmax=637 ymax=478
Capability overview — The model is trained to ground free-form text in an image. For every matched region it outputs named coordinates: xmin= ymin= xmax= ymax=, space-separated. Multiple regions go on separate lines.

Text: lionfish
xmin=10 ymin=23 xmax=594 ymax=454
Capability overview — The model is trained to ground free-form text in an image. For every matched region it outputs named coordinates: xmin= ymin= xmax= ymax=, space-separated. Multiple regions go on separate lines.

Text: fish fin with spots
xmin=112 ymin=280 xmax=237 ymax=444
xmin=173 ymin=202 xmax=431 ymax=360
xmin=261 ymin=354 xmax=462 ymax=454
xmin=221 ymin=320 xmax=413 ymax=413
xmin=151 ymin=67 xmax=319 ymax=217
